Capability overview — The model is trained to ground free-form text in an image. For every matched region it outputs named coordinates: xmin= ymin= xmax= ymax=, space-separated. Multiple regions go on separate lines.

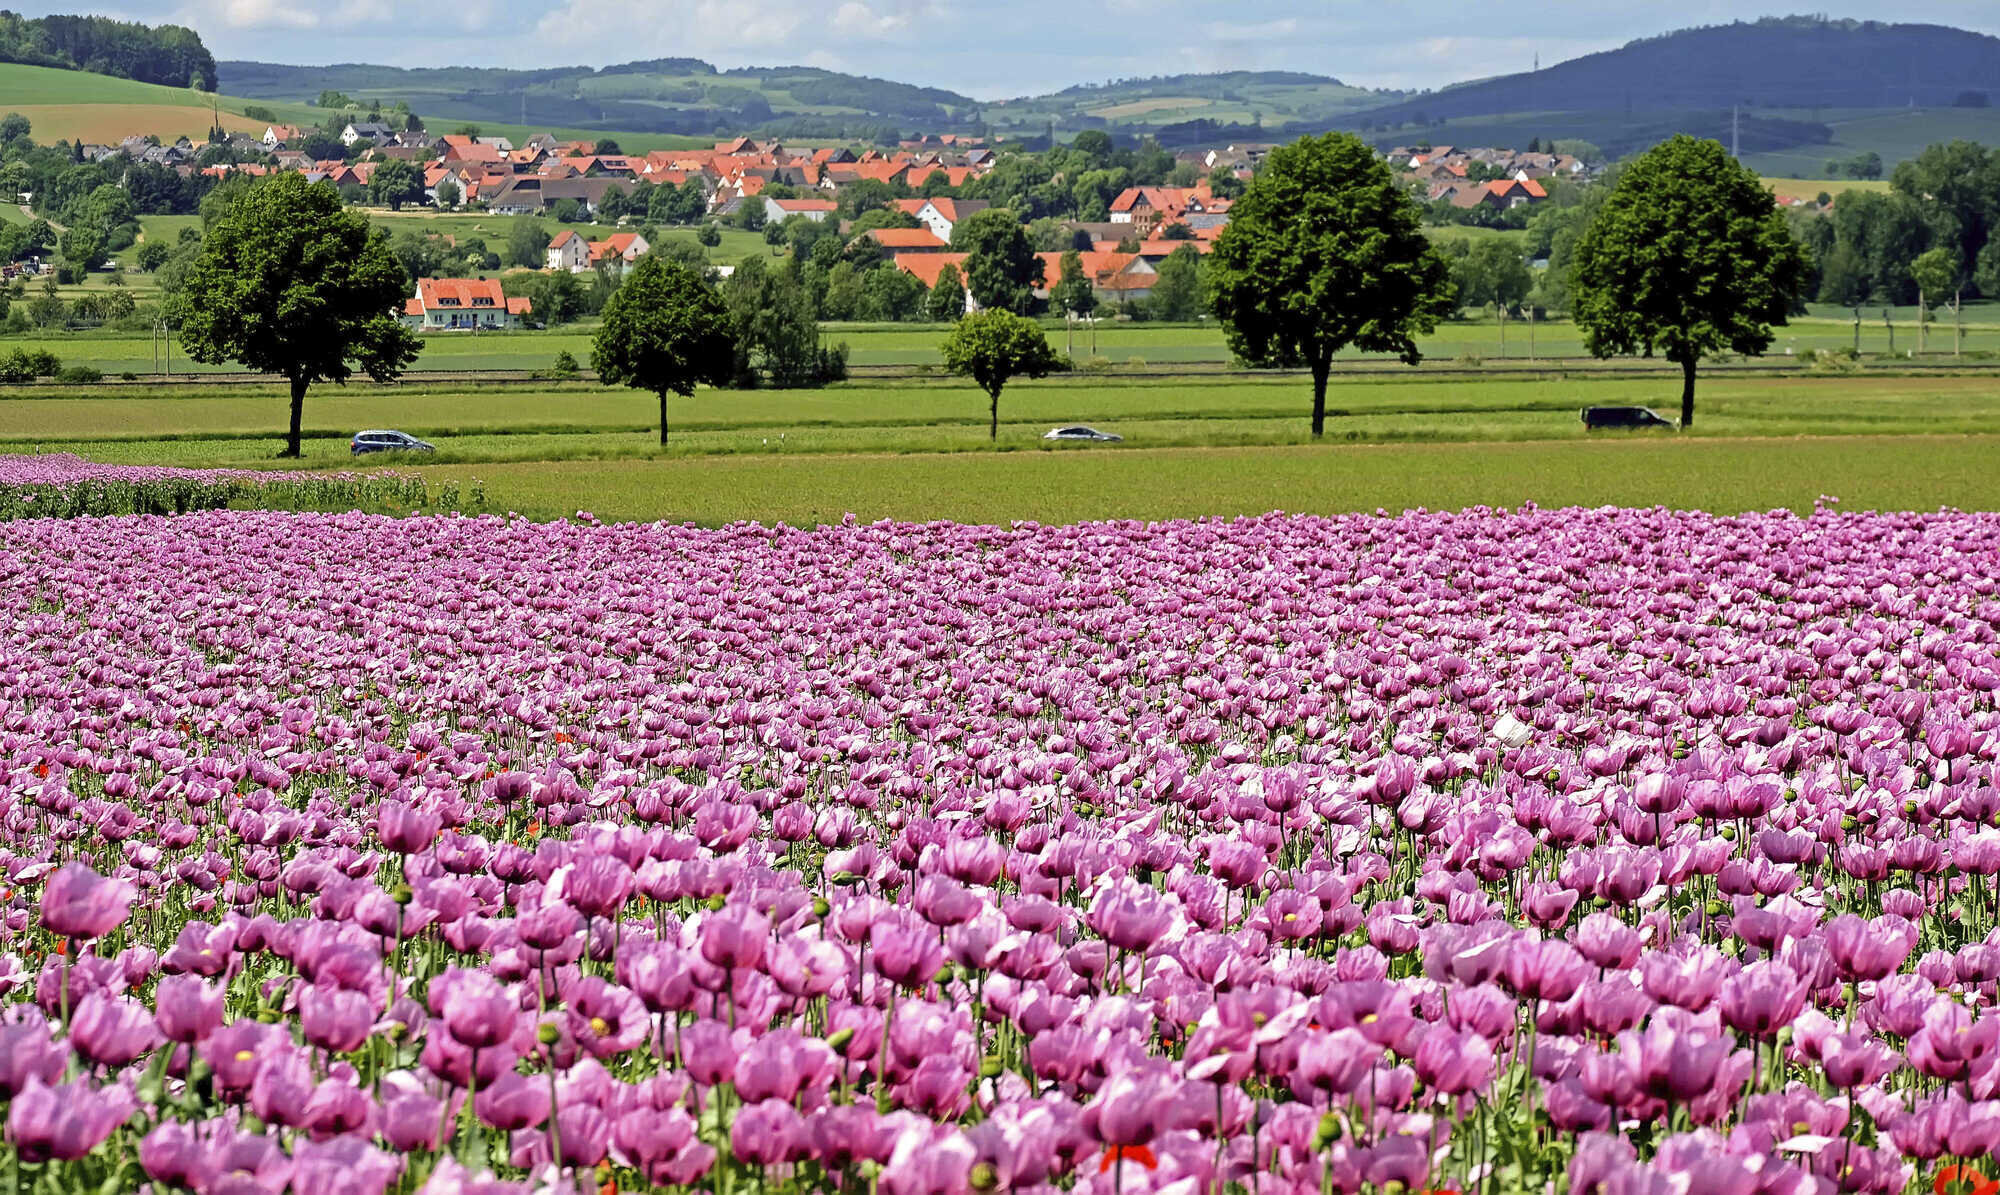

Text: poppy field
xmin=4 ymin=500 xmax=2000 ymax=1195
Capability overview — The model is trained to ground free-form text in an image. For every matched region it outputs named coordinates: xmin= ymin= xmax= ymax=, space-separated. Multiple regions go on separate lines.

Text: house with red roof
xmin=861 ymin=227 xmax=950 ymax=253
xmin=544 ymin=230 xmax=651 ymax=275
xmin=913 ymin=198 xmax=989 ymax=243
xmin=891 ymin=252 xmax=975 ymax=312
xmin=401 ymin=278 xmax=532 ymax=331
xmin=1450 ymin=177 xmax=1548 ymax=210
xmin=546 ymin=229 xmax=591 ymax=272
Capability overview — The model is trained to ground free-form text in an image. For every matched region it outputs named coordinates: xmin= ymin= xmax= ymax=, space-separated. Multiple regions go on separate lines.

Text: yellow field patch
xmin=2 ymin=103 xmax=267 ymax=146
xmin=1085 ymin=96 xmax=1217 ymax=119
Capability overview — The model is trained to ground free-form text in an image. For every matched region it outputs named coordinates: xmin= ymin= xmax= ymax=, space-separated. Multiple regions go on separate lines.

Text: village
xmin=62 ymin=120 xmax=1617 ymax=330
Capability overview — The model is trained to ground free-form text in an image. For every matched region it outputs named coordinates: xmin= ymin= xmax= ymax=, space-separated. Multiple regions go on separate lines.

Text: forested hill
xmin=1354 ymin=17 xmax=2000 ymax=127
xmin=216 ymin=60 xmax=982 ymax=140
xmin=0 ymin=11 xmax=215 ymax=90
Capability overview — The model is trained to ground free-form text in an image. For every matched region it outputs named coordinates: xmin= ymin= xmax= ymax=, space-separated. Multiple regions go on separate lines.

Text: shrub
xmin=55 ymin=365 xmax=101 ymax=384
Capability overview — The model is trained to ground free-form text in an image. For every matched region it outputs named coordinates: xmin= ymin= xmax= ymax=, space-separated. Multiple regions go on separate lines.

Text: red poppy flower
xmin=1099 ymin=1145 xmax=1157 ymax=1173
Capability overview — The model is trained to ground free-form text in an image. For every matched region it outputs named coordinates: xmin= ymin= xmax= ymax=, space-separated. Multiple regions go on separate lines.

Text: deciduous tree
xmin=951 ymin=209 xmax=1043 ymax=314
xmin=1208 ymin=131 xmax=1453 ymax=437
xmin=172 ymin=173 xmax=420 ymax=457
xmin=940 ymin=309 xmax=1065 ymax=440
xmin=591 ymin=255 xmax=734 ymax=446
xmin=1571 ymin=135 xmax=1807 ymax=426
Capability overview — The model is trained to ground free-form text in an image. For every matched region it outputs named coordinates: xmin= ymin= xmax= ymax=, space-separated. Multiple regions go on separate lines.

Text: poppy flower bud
xmin=826 ymin=1027 xmax=855 ymax=1052
xmin=979 ymin=1055 xmax=1002 ymax=1078
xmin=537 ymin=1022 xmax=560 ymax=1046
xmin=391 ymin=884 xmax=413 ymax=906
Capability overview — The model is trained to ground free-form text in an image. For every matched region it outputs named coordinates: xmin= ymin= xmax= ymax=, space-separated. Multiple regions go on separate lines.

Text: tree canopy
xmin=1207 ymin=131 xmax=1453 ymax=437
xmin=951 ymin=208 xmax=1044 ymax=314
xmin=171 ymin=173 xmax=420 ymax=457
xmin=592 ymin=255 xmax=735 ymax=446
xmin=940 ymin=309 xmax=1065 ymax=440
xmin=1571 ymin=134 xmax=1808 ymax=426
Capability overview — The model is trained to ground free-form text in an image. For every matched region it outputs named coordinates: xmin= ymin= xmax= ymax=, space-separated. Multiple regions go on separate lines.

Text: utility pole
xmin=1731 ymin=104 xmax=1739 ymax=159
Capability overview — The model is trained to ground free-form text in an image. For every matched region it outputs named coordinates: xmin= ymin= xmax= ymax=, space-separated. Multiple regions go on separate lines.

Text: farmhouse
xmin=341 ymin=122 xmax=397 ymax=147
xmin=764 ymin=197 xmax=837 ymax=224
xmin=912 ymin=198 xmax=989 ymax=243
xmin=545 ymin=230 xmax=652 ymax=275
xmin=859 ymin=227 xmax=950 ymax=253
xmin=402 ymin=278 xmax=533 ymax=331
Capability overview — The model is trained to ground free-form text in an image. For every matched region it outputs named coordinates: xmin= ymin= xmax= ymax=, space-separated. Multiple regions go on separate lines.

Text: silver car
xmin=1042 ymin=425 xmax=1123 ymax=443
xmin=351 ymin=430 xmax=436 ymax=455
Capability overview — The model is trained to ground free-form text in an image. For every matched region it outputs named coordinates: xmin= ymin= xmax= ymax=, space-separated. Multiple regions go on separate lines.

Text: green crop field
xmin=14 ymin=304 xmax=2000 ymax=376
xmin=403 ymin=435 xmax=2000 ymax=525
xmin=0 ymin=62 xmax=717 ymax=153
xmin=1743 ymin=108 xmax=2000 ymax=177
xmin=7 ymin=367 xmax=2000 ymax=524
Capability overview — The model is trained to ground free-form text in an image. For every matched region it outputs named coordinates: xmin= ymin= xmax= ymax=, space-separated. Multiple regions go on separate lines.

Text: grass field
xmin=13 ymin=306 xmax=2000 ymax=375
xmin=3 ymin=369 xmax=1995 ymax=459
xmin=0 ymin=62 xmax=718 ymax=154
xmin=404 ymin=435 xmax=2000 ymax=524
xmin=1764 ymin=177 xmax=1893 ymax=197
xmin=1743 ymin=108 xmax=2000 ymax=176
xmin=8 ymin=367 xmax=2000 ymax=524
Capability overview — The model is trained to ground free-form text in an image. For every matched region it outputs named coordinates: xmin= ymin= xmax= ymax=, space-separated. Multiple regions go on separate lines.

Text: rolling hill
xmin=979 ymin=71 xmax=1399 ymax=136
xmin=1344 ymin=16 xmax=2000 ymax=163
xmin=218 ymin=60 xmax=983 ymax=139
xmin=0 ymin=62 xmax=710 ymax=153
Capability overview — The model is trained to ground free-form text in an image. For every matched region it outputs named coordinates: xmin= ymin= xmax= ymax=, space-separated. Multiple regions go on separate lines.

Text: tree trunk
xmin=1851 ymin=306 xmax=1861 ymax=354
xmin=1528 ymin=308 xmax=1536 ymax=361
xmin=1956 ymin=288 xmax=1964 ymax=357
xmin=284 ymin=375 xmax=307 ymax=458
xmin=1919 ymin=292 xmax=1928 ymax=354
xmin=1497 ymin=308 xmax=1506 ymax=358
xmin=1884 ymin=309 xmax=1894 ymax=356
xmin=989 ymin=386 xmax=1000 ymax=441
xmin=1310 ymin=356 xmax=1330 ymax=438
xmin=1678 ymin=357 xmax=1696 ymax=428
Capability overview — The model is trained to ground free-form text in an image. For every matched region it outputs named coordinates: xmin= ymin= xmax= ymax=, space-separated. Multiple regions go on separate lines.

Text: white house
xmin=913 ymin=198 xmax=989 ymax=243
xmin=402 ymin=277 xmax=532 ymax=330
xmin=341 ymin=121 xmax=396 ymax=147
xmin=763 ymin=197 xmax=836 ymax=224
xmin=546 ymin=229 xmax=591 ymax=272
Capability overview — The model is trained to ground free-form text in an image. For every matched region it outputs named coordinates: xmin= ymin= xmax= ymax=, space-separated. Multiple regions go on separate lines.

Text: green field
xmin=392 ymin=436 xmax=2000 ymax=525
xmin=0 ymin=62 xmax=716 ymax=152
xmin=18 ymin=307 xmax=1999 ymax=377
xmin=1743 ymin=108 xmax=2000 ymax=177
xmin=3 ymin=370 xmax=1999 ymax=523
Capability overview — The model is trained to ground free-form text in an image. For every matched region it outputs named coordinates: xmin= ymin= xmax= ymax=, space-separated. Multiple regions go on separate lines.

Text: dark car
xmin=1042 ymin=425 xmax=1124 ymax=443
xmin=1581 ymin=406 xmax=1676 ymax=430
xmin=351 ymin=430 xmax=436 ymax=455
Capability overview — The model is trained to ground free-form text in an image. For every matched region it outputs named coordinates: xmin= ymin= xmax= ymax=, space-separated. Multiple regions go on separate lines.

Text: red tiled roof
xmin=863 ymin=228 xmax=949 ymax=250
xmin=413 ymin=277 xmax=520 ymax=314
xmin=892 ymin=252 xmax=970 ymax=288
xmin=769 ymin=198 xmax=836 ymax=212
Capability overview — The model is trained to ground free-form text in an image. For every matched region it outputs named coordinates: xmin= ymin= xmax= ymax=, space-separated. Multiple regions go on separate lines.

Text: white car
xmin=1042 ymin=425 xmax=1123 ymax=443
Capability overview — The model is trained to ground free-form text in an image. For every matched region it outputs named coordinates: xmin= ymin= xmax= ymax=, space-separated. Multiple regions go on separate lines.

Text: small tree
xmin=592 ymin=255 xmax=734 ymax=446
xmin=434 ymin=176 xmax=461 ymax=210
xmin=1208 ymin=131 xmax=1453 ymax=437
xmin=952 ymin=209 xmax=1043 ymax=314
xmin=507 ymin=219 xmax=551 ymax=269
xmin=1911 ymin=247 xmax=1959 ymax=356
xmin=368 ymin=159 xmax=422 ymax=211
xmin=1571 ymin=135 xmax=1807 ymax=426
xmin=1051 ymin=249 xmax=1097 ymax=354
xmin=926 ymin=263 xmax=967 ymax=322
xmin=1149 ymin=243 xmax=1205 ymax=322
xmin=941 ymin=309 xmax=1065 ymax=440
xmin=173 ymin=173 xmax=420 ymax=457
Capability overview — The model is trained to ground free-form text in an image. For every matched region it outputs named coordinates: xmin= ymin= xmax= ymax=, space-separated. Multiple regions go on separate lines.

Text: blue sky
xmin=70 ymin=2 xmax=2000 ymax=98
